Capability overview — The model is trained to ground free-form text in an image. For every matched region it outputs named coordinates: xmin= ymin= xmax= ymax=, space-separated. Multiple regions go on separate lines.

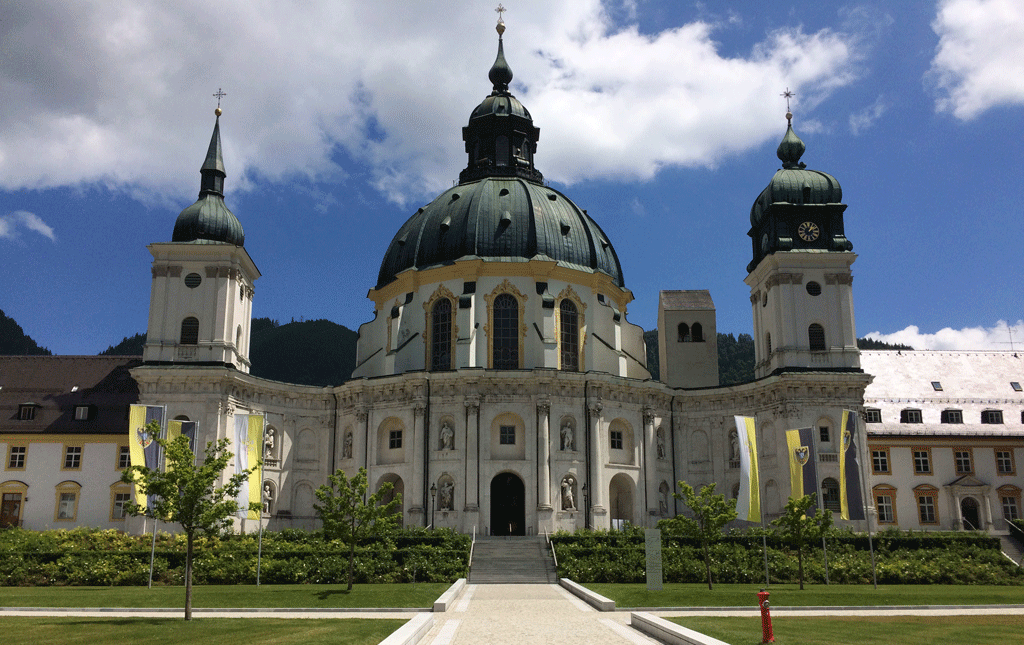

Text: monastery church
xmin=3 ymin=21 xmax=1021 ymax=539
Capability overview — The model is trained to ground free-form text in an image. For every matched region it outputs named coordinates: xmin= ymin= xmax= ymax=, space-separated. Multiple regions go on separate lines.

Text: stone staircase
xmin=998 ymin=533 xmax=1024 ymax=566
xmin=469 ymin=536 xmax=558 ymax=584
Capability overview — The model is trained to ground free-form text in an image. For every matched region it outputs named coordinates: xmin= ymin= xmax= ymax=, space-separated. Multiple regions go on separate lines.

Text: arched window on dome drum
xmin=808 ymin=324 xmax=826 ymax=351
xmin=495 ymin=135 xmax=509 ymax=167
xmin=691 ymin=322 xmax=703 ymax=342
xmin=560 ymin=299 xmax=579 ymax=372
xmin=677 ymin=323 xmax=690 ymax=342
xmin=180 ymin=317 xmax=199 ymax=345
xmin=493 ymin=293 xmax=519 ymax=369
xmin=431 ymin=298 xmax=453 ymax=371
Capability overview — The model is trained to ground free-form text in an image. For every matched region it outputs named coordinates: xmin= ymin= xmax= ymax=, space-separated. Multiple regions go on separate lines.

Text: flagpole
xmin=256 ymin=414 xmax=266 ymax=587
xmin=853 ymin=411 xmax=878 ymax=590
xmin=147 ymin=405 xmax=167 ymax=590
xmin=761 ymin=482 xmax=770 ymax=588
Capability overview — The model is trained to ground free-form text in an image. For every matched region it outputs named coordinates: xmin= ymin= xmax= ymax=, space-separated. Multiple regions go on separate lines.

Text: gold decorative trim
xmin=423 ymin=284 xmax=459 ymax=370
xmin=554 ymin=285 xmax=587 ymax=372
xmin=483 ymin=279 xmax=528 ymax=369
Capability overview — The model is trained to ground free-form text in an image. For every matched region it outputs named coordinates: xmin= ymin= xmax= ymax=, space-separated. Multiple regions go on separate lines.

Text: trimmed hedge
xmin=551 ymin=527 xmax=1024 ymax=586
xmin=0 ymin=527 xmax=470 ymax=587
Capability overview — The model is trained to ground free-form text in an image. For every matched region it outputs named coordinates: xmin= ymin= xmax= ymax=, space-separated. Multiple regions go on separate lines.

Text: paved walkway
xmin=423 ymin=584 xmax=657 ymax=645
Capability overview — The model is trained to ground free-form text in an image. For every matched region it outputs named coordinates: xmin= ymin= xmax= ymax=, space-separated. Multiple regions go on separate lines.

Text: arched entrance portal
xmin=961 ymin=496 xmax=981 ymax=530
xmin=490 ymin=473 xmax=525 ymax=536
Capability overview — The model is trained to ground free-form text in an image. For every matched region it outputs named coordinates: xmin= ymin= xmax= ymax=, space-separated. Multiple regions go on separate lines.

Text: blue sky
xmin=2 ymin=1 xmax=1022 ymax=355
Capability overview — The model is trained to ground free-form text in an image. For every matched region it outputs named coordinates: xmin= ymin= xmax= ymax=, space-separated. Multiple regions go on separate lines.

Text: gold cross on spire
xmin=495 ymin=4 xmax=506 ymax=23
xmin=213 ymin=88 xmax=227 ymax=108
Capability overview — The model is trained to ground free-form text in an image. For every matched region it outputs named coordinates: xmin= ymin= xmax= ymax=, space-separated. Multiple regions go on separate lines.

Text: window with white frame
xmin=864 ymin=408 xmax=882 ymax=424
xmin=875 ymin=492 xmax=895 ymax=523
xmin=981 ymin=410 xmax=1004 ymax=424
xmin=913 ymin=449 xmax=931 ymax=474
xmin=63 ymin=446 xmax=82 ymax=470
xmin=916 ymin=489 xmax=938 ymax=524
xmin=872 ymin=449 xmax=890 ymax=474
xmin=117 ymin=446 xmax=131 ymax=470
xmin=995 ymin=450 xmax=1015 ymax=475
xmin=941 ymin=409 xmax=963 ymax=424
xmin=900 ymin=409 xmax=923 ymax=424
xmin=7 ymin=446 xmax=26 ymax=470
xmin=111 ymin=492 xmax=131 ymax=520
xmin=954 ymin=449 xmax=973 ymax=475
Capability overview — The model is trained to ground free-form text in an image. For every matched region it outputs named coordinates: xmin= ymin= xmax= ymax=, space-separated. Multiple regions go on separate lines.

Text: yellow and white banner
xmin=128 ymin=405 xmax=165 ymax=509
xmin=234 ymin=414 xmax=264 ymax=519
xmin=734 ymin=416 xmax=760 ymax=523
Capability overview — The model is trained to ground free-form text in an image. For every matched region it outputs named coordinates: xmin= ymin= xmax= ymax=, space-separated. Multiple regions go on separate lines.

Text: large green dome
xmin=376 ymin=29 xmax=623 ymax=290
xmin=376 ymin=177 xmax=624 ymax=289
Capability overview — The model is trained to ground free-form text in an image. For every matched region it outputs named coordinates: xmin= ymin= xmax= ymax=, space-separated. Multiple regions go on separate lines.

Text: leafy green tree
xmin=666 ymin=481 xmax=738 ymax=590
xmin=314 ymin=467 xmax=402 ymax=590
xmin=121 ymin=423 xmax=260 ymax=620
xmin=772 ymin=493 xmax=834 ymax=589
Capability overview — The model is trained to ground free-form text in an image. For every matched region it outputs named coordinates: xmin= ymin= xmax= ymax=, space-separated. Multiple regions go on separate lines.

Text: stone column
xmin=465 ymin=398 xmax=480 ymax=511
xmin=537 ymin=400 xmax=552 ymax=510
xmin=589 ymin=401 xmax=606 ymax=518
xmin=411 ymin=403 xmax=426 ymax=517
xmin=643 ymin=409 xmax=658 ymax=523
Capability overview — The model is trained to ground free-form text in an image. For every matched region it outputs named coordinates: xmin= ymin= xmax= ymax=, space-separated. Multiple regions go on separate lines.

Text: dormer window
xmin=17 ymin=404 xmax=37 ymax=421
xmin=941 ymin=409 xmax=963 ymax=424
xmin=900 ymin=409 xmax=923 ymax=424
xmin=982 ymin=410 xmax=1004 ymax=424
xmin=74 ymin=405 xmax=92 ymax=421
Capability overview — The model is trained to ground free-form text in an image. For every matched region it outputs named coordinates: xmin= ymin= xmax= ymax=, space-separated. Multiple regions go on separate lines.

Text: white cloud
xmin=0 ymin=210 xmax=57 ymax=242
xmin=864 ymin=320 xmax=1024 ymax=351
xmin=0 ymin=1 xmax=864 ymax=206
xmin=849 ymin=96 xmax=885 ymax=135
xmin=929 ymin=0 xmax=1024 ymax=119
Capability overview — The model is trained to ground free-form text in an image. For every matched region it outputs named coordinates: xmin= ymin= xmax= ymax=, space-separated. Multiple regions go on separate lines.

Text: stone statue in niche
xmin=561 ymin=476 xmax=576 ymax=510
xmin=343 ymin=432 xmax=353 ymax=459
xmin=262 ymin=483 xmax=274 ymax=514
xmin=561 ymin=422 xmax=575 ymax=451
xmin=659 ymin=484 xmax=669 ymax=515
xmin=656 ymin=427 xmax=666 ymax=460
xmin=440 ymin=422 xmax=455 ymax=451
xmin=439 ymin=480 xmax=454 ymax=511
xmin=263 ymin=427 xmax=275 ymax=459
xmin=730 ymin=429 xmax=740 ymax=461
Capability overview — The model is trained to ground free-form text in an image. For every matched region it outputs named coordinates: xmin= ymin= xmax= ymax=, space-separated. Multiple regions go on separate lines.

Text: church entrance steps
xmin=469 ymin=536 xmax=558 ymax=584
xmin=997 ymin=533 xmax=1024 ymax=566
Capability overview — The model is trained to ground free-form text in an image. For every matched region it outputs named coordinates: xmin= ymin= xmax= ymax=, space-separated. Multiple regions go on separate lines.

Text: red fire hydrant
xmin=757 ymin=589 xmax=774 ymax=643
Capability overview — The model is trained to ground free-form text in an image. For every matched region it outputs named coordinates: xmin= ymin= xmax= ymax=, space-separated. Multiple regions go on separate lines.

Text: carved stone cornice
xmin=765 ymin=272 xmax=802 ymax=289
xmin=825 ymin=273 xmax=854 ymax=286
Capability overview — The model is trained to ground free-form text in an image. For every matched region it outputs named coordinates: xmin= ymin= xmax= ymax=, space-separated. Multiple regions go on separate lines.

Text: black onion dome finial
xmin=776 ymin=88 xmax=806 ymax=169
xmin=489 ymin=10 xmax=513 ymax=93
xmin=171 ymin=98 xmax=245 ymax=246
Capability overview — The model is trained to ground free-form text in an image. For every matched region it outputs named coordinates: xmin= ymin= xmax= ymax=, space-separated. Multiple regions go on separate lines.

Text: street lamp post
xmin=582 ymin=483 xmax=589 ymax=529
xmin=430 ymin=483 xmax=437 ymax=531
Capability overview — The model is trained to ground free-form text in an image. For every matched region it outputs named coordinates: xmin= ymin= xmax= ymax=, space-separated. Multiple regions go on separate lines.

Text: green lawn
xmin=589 ymin=583 xmax=1024 ymax=608
xmin=670 ymin=615 xmax=1024 ymax=645
xmin=0 ymin=617 xmax=405 ymax=645
xmin=0 ymin=583 xmax=449 ymax=609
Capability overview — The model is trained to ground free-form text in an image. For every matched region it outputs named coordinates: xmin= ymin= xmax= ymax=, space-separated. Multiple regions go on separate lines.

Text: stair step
xmin=470 ymin=537 xmax=557 ymax=584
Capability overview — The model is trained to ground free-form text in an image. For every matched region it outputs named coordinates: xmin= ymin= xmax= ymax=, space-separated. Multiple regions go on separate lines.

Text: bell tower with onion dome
xmin=143 ymin=101 xmax=260 ymax=372
xmin=745 ymin=99 xmax=859 ymax=379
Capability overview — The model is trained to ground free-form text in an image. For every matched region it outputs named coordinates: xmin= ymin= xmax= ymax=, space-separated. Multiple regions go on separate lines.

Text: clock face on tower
xmin=797 ymin=221 xmax=820 ymax=242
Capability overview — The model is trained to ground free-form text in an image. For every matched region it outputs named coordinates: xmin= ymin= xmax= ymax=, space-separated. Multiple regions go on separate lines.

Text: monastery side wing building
xmin=5 ymin=25 xmax=1018 ymax=537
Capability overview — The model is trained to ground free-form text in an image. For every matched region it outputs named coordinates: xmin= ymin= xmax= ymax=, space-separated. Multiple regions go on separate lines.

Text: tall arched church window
xmin=431 ymin=298 xmax=453 ymax=371
xmin=691 ymin=322 xmax=703 ymax=342
xmin=808 ymin=324 xmax=826 ymax=351
xmin=493 ymin=293 xmax=519 ymax=369
xmin=677 ymin=323 xmax=690 ymax=342
xmin=180 ymin=317 xmax=199 ymax=345
xmin=559 ymin=299 xmax=579 ymax=371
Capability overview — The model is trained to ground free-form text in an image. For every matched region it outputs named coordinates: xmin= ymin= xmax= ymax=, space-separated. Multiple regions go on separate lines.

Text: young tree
xmin=666 ymin=481 xmax=738 ymax=590
xmin=314 ymin=467 xmax=402 ymax=590
xmin=772 ymin=493 xmax=834 ymax=590
xmin=121 ymin=423 xmax=260 ymax=620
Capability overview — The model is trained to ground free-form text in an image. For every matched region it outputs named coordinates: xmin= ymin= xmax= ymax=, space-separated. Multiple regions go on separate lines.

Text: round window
xmin=806 ymin=281 xmax=822 ymax=296
xmin=184 ymin=273 xmax=202 ymax=289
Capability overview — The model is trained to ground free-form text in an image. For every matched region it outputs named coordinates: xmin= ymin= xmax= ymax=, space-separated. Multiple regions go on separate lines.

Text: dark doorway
xmin=490 ymin=473 xmax=525 ymax=536
xmin=961 ymin=496 xmax=981 ymax=530
xmin=0 ymin=493 xmax=22 ymax=528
